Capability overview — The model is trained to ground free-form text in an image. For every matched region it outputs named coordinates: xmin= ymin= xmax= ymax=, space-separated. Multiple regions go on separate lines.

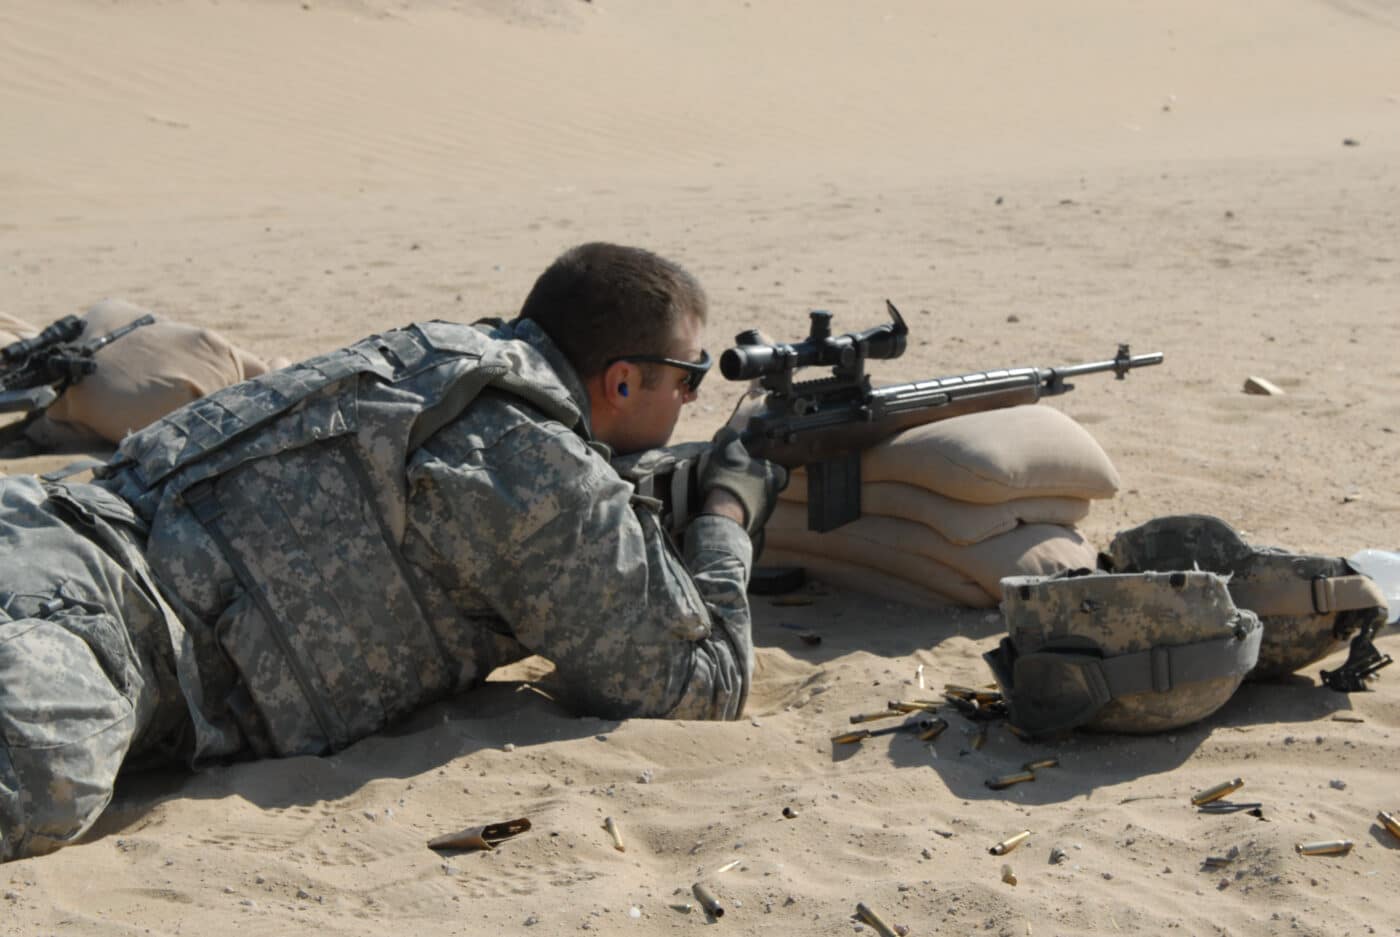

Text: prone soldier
xmin=0 ymin=243 xmax=787 ymax=861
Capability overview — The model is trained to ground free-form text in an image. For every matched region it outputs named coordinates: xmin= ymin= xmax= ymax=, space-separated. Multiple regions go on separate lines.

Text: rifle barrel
xmin=84 ymin=314 xmax=155 ymax=352
xmin=1047 ymin=351 xmax=1164 ymax=382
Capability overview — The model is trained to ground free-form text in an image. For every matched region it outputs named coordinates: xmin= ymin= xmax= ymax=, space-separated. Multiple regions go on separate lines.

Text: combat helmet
xmin=1103 ymin=515 xmax=1387 ymax=684
xmin=985 ymin=569 xmax=1262 ymax=736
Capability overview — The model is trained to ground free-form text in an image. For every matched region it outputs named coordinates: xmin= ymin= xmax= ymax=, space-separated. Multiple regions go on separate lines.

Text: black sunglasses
xmin=604 ymin=349 xmax=712 ymax=392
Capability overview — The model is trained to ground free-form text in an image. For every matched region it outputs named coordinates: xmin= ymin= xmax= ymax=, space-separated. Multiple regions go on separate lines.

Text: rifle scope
xmin=1 ymin=315 xmax=86 ymax=364
xmin=720 ymin=302 xmax=908 ymax=382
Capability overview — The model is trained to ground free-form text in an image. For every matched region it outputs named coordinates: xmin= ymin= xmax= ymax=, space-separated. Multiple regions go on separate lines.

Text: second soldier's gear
xmin=0 ymin=312 xmax=154 ymax=444
xmin=1103 ymin=515 xmax=1388 ymax=687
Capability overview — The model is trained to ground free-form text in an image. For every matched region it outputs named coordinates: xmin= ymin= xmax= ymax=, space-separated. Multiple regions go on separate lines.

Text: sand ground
xmin=2 ymin=2 xmax=1398 ymax=935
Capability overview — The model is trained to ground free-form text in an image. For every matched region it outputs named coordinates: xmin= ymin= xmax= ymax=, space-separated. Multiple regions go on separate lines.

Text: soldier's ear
xmin=598 ymin=360 xmax=636 ymax=410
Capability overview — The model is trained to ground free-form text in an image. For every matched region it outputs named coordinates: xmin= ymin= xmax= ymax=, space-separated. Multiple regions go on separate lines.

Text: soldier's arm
xmin=404 ymin=407 xmax=754 ymax=721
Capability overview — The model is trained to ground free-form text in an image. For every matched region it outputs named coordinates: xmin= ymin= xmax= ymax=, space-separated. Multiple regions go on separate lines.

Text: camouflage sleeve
xmin=405 ymin=405 xmax=754 ymax=721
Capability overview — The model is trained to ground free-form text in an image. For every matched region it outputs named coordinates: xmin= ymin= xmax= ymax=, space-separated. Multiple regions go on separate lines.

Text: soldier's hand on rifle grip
xmin=699 ymin=427 xmax=788 ymax=537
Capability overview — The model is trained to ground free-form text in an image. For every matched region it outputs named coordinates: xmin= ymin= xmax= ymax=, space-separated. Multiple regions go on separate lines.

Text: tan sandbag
xmin=766 ymin=501 xmax=1098 ymax=598
xmin=31 ymin=299 xmax=277 ymax=445
xmin=759 ymin=546 xmax=990 ymax=609
xmin=859 ymin=405 xmax=1119 ymax=504
xmin=780 ymin=474 xmax=1090 ymax=545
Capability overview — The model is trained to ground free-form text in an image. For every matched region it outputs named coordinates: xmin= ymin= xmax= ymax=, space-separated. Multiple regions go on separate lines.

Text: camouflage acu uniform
xmin=1 ymin=318 xmax=754 ymax=861
xmin=0 ymin=476 xmax=191 ymax=860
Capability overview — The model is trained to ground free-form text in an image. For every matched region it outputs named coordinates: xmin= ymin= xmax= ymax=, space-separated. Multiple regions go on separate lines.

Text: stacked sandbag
xmin=762 ymin=404 xmax=1116 ymax=608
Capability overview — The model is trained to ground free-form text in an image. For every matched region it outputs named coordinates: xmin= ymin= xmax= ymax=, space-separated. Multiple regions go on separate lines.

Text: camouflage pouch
xmin=986 ymin=569 xmax=1261 ymax=736
xmin=1104 ymin=515 xmax=1387 ymax=681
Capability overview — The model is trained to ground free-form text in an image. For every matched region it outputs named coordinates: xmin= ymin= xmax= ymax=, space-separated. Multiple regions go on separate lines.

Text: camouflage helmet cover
xmin=988 ymin=569 xmax=1262 ymax=735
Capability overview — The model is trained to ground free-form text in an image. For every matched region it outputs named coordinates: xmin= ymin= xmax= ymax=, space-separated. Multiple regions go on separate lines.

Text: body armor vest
xmin=99 ymin=320 xmax=582 ymax=757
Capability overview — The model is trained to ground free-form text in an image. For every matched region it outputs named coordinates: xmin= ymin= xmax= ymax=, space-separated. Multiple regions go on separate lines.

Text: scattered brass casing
xmin=1023 ymin=757 xmax=1060 ymax=771
xmin=1191 ymin=778 xmax=1244 ymax=806
xmin=855 ymin=902 xmax=899 ymax=937
xmin=1295 ymin=840 xmax=1353 ymax=856
xmin=986 ymin=770 xmax=1036 ymax=791
xmin=603 ymin=816 xmax=625 ymax=852
xmin=919 ymin=718 xmax=949 ymax=741
xmin=832 ymin=718 xmax=933 ymax=746
xmin=1001 ymin=863 xmax=1017 ymax=886
xmin=692 ymin=882 xmax=725 ymax=918
xmin=849 ymin=710 xmax=903 ymax=725
xmin=887 ymin=700 xmax=939 ymax=713
xmin=1378 ymin=810 xmax=1400 ymax=841
xmin=944 ymin=685 xmax=1003 ymax=705
xmin=427 ymin=817 xmax=531 ymax=852
xmin=989 ymin=830 xmax=1032 ymax=856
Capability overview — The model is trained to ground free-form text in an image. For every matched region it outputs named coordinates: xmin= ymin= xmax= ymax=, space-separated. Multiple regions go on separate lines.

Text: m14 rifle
xmin=0 ymin=312 xmax=155 ymax=442
xmin=721 ymin=302 xmax=1163 ymax=532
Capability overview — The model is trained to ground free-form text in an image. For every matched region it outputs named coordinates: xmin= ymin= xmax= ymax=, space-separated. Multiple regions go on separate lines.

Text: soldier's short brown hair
xmin=519 ymin=243 xmax=707 ymax=382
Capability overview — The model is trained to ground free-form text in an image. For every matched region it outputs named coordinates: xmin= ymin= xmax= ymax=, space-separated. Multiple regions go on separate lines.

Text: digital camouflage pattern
xmin=1 ymin=318 xmax=755 ymax=861
xmin=990 ymin=569 xmax=1261 ymax=735
xmin=0 ymin=476 xmax=191 ymax=860
xmin=1105 ymin=514 xmax=1386 ymax=679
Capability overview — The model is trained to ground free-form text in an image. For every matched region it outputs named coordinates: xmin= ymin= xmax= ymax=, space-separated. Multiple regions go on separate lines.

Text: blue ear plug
xmin=619 ymin=383 xmax=629 ymax=397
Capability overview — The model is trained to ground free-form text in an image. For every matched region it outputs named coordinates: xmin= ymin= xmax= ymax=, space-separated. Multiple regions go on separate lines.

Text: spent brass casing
xmin=1023 ymin=757 xmax=1060 ymax=771
xmin=1191 ymin=778 xmax=1244 ymax=806
xmin=986 ymin=770 xmax=1036 ymax=790
xmin=919 ymin=718 xmax=949 ymax=741
xmin=1295 ymin=840 xmax=1353 ymax=856
xmin=1378 ymin=810 xmax=1400 ymax=841
xmin=692 ymin=882 xmax=724 ymax=918
xmin=850 ymin=709 xmax=904 ymax=724
xmin=782 ymin=806 xmax=799 ymax=820
xmin=855 ymin=902 xmax=899 ymax=937
xmin=945 ymin=682 xmax=999 ymax=695
xmin=972 ymin=723 xmax=988 ymax=750
xmin=989 ymin=830 xmax=1032 ymax=856
xmin=887 ymin=700 xmax=939 ymax=713
xmin=832 ymin=718 xmax=933 ymax=746
xmin=1001 ymin=863 xmax=1017 ymax=886
xmin=603 ymin=815 xmax=625 ymax=852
